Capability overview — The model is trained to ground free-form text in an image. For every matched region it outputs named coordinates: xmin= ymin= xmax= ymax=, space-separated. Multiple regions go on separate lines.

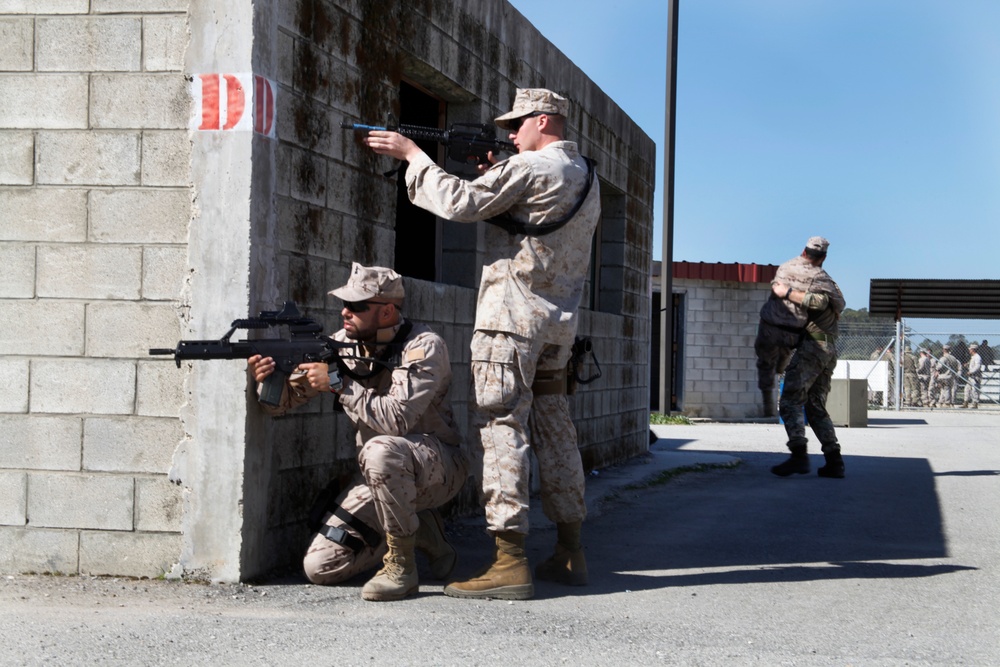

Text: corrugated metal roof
xmin=671 ymin=261 xmax=777 ymax=284
xmin=869 ymin=279 xmax=1000 ymax=320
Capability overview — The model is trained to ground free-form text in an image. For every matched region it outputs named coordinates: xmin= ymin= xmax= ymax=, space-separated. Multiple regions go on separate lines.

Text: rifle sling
xmin=486 ymin=157 xmax=596 ymax=237
xmin=333 ymin=321 xmax=414 ymax=382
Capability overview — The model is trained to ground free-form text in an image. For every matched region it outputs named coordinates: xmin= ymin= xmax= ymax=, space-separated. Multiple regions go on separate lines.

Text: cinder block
xmin=0 ymin=301 xmax=85 ymax=356
xmin=0 ymin=471 xmax=26 ymax=525
xmin=36 ymin=131 xmax=141 ymax=186
xmin=135 ymin=476 xmax=182 ymax=532
xmin=136 ymin=359 xmax=186 ymax=417
xmin=141 ymin=246 xmax=187 ymax=301
xmin=36 ymin=245 xmax=142 ymax=300
xmin=83 ymin=416 xmax=181 ymax=474
xmin=92 ymin=0 xmax=188 ymax=11
xmin=0 ymin=74 xmax=88 ymax=129
xmin=0 ymin=527 xmax=78 ymax=575
xmin=141 ymin=131 xmax=192 ymax=186
xmin=90 ymin=189 xmax=190 ymax=244
xmin=36 ymin=17 xmax=141 ymax=72
xmin=143 ymin=15 xmax=187 ymax=72
xmin=0 ymin=188 xmax=87 ymax=242
xmin=0 ymin=415 xmax=81 ymax=470
xmin=0 ymin=358 xmax=29 ymax=413
xmin=0 ymin=18 xmax=32 ymax=71
xmin=0 ymin=1 xmax=87 ymax=12
xmin=0 ymin=131 xmax=33 ymax=185
xmin=79 ymin=530 xmax=180 ymax=579
xmin=86 ymin=302 xmax=182 ymax=358
xmin=28 ymin=472 xmax=134 ymax=530
xmin=30 ymin=359 xmax=136 ymax=415
xmin=91 ymin=74 xmax=189 ymax=129
xmin=0 ymin=244 xmax=35 ymax=298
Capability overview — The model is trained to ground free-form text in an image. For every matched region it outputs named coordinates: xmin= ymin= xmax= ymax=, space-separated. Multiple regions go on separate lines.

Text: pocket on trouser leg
xmin=472 ymin=344 xmax=520 ymax=412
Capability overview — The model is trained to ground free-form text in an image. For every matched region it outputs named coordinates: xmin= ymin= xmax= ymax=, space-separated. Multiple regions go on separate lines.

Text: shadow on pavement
xmin=528 ymin=449 xmax=965 ymax=599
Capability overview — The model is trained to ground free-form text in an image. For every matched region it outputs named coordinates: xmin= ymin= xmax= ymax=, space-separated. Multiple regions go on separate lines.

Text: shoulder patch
xmin=404 ymin=348 xmax=426 ymax=363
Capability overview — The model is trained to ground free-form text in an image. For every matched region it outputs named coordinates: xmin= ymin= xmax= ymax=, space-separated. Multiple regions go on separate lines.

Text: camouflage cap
xmin=943 ymin=344 xmax=951 ymax=350
xmin=805 ymin=236 xmax=830 ymax=254
xmin=495 ymin=88 xmax=569 ymax=130
xmin=329 ymin=263 xmax=405 ymax=302
xmin=969 ymin=342 xmax=979 ymax=349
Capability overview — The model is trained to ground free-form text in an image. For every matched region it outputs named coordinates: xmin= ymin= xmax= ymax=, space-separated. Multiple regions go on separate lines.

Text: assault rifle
xmin=341 ymin=120 xmax=516 ymax=166
xmin=149 ymin=301 xmax=353 ymax=407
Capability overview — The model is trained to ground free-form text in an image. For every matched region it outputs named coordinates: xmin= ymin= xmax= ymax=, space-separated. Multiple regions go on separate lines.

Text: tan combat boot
xmin=443 ymin=531 xmax=533 ymax=600
xmin=415 ymin=508 xmax=456 ymax=580
xmin=535 ymin=521 xmax=588 ymax=586
xmin=361 ymin=532 xmax=418 ymax=601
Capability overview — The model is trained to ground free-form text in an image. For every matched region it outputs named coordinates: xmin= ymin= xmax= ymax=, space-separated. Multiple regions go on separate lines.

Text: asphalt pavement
xmin=2 ymin=408 xmax=999 ymax=666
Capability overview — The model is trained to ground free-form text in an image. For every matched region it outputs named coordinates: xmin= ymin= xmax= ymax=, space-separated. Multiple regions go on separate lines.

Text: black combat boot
xmin=817 ymin=451 xmax=845 ymax=479
xmin=771 ymin=443 xmax=809 ymax=477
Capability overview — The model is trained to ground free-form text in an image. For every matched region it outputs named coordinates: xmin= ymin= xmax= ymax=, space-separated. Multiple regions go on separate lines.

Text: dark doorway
xmin=393 ymin=81 xmax=444 ymax=281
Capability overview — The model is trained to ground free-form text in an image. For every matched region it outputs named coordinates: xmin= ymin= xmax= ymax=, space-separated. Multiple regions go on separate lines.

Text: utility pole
xmin=659 ymin=0 xmax=679 ymax=414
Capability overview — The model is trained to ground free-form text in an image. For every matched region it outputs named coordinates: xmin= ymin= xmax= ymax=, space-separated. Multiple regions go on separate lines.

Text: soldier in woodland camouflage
xmin=935 ymin=344 xmax=961 ymax=407
xmin=364 ymin=88 xmax=600 ymax=600
xmin=247 ymin=264 xmax=468 ymax=602
xmin=768 ymin=237 xmax=848 ymax=479
xmin=916 ymin=349 xmax=932 ymax=407
xmin=756 ymin=239 xmax=843 ymax=417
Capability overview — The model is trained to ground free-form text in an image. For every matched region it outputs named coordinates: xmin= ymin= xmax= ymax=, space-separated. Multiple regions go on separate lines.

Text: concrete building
xmin=0 ymin=0 xmax=655 ymax=581
xmin=652 ymin=261 xmax=777 ymax=419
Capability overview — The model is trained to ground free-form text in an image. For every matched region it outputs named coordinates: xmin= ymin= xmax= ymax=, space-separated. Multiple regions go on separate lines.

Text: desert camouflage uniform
xmin=902 ymin=348 xmax=919 ymax=406
xmin=778 ymin=276 xmax=846 ymax=455
xmin=916 ymin=352 xmax=932 ymax=406
xmin=965 ymin=350 xmax=983 ymax=407
xmin=935 ymin=350 xmax=961 ymax=406
xmin=405 ymin=140 xmax=601 ymax=534
xmin=756 ymin=255 xmax=838 ymax=394
xmin=260 ymin=321 xmax=468 ymax=584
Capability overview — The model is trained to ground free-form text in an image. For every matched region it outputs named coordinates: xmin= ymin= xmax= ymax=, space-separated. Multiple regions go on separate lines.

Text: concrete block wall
xmin=0 ymin=1 xmax=190 ymax=576
xmin=675 ymin=279 xmax=771 ymax=419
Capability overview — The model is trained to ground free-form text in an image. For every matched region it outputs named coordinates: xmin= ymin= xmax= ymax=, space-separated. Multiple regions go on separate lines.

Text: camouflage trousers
xmin=302 ymin=435 xmax=467 ymax=585
xmin=754 ymin=321 xmax=799 ymax=392
xmin=470 ymin=330 xmax=587 ymax=535
xmin=779 ymin=339 xmax=841 ymax=454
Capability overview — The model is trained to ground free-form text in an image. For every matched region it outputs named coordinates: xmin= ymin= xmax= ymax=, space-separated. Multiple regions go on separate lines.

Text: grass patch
xmin=624 ymin=461 xmax=742 ymax=490
xmin=649 ymin=412 xmax=693 ymax=425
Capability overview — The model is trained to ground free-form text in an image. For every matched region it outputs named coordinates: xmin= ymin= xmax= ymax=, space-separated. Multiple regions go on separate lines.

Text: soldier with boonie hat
xmin=247 ymin=263 xmax=468 ymax=602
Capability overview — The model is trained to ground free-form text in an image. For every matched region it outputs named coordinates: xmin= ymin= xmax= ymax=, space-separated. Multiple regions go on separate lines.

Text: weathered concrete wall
xmin=674 ymin=278 xmax=770 ymax=419
xmin=0 ymin=0 xmax=655 ymax=581
xmin=0 ymin=0 xmax=190 ymax=577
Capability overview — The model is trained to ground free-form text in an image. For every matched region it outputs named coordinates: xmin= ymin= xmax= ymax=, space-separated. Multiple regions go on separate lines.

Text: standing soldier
xmin=936 ymin=344 xmax=961 ymax=407
xmin=247 ymin=264 xmax=469 ymax=601
xmin=916 ymin=349 xmax=932 ymax=407
xmin=768 ymin=237 xmax=848 ymax=479
xmin=964 ymin=343 xmax=983 ymax=408
xmin=363 ymin=89 xmax=601 ymax=600
xmin=755 ymin=238 xmax=841 ymax=417
xmin=902 ymin=347 xmax=919 ymax=407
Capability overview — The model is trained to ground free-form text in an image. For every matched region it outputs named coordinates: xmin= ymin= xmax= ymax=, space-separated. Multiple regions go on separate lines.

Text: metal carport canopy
xmin=869 ymin=279 xmax=1000 ymax=320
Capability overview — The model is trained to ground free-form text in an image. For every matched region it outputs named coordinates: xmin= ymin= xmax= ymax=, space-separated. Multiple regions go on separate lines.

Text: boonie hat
xmin=495 ymin=88 xmax=569 ymax=130
xmin=969 ymin=343 xmax=979 ymax=349
xmin=329 ymin=263 xmax=405 ymax=302
xmin=805 ymin=236 xmax=830 ymax=254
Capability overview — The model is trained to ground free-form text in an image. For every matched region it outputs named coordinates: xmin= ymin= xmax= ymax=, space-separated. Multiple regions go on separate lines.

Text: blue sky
xmin=507 ymin=0 xmax=999 ymax=338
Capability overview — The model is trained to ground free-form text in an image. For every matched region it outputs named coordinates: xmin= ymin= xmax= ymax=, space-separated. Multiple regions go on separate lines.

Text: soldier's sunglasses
xmin=343 ymin=300 xmax=394 ymax=314
xmin=508 ymin=111 xmax=545 ymax=132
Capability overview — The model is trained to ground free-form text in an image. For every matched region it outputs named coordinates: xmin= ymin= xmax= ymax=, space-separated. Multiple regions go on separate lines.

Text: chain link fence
xmin=836 ymin=321 xmax=999 ymax=410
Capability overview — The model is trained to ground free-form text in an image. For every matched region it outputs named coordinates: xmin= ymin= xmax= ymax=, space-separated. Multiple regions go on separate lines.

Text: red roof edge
xmin=673 ymin=261 xmax=778 ymax=284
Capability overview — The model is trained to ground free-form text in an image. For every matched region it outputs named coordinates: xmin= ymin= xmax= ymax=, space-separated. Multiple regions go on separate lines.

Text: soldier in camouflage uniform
xmin=769 ymin=237 xmax=848 ymax=479
xmin=755 ymin=238 xmax=842 ymax=417
xmin=247 ymin=264 xmax=468 ymax=602
xmin=365 ymin=89 xmax=601 ymax=600
xmin=902 ymin=347 xmax=919 ymax=407
xmin=916 ymin=349 xmax=932 ymax=407
xmin=935 ymin=344 xmax=961 ymax=407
